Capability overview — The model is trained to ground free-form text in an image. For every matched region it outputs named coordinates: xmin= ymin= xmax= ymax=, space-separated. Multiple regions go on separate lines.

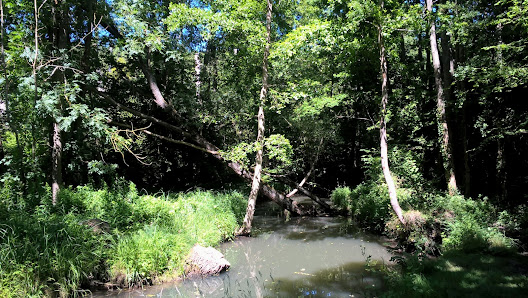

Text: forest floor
xmin=380 ymin=250 xmax=528 ymax=297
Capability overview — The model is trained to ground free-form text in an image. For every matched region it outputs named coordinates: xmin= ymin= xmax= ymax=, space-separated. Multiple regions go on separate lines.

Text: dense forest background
xmin=0 ymin=0 xmax=527 ymax=296
xmin=2 ymin=0 xmax=527 ymax=207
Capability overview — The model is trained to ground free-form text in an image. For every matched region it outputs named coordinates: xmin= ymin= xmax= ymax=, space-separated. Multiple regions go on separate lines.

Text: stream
xmin=93 ymin=201 xmax=393 ymax=297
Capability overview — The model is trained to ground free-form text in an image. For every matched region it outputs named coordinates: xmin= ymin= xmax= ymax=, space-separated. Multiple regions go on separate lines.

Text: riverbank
xmin=328 ymin=183 xmax=528 ymax=297
xmin=380 ymin=251 xmax=528 ymax=297
xmin=0 ymin=181 xmax=246 ymax=297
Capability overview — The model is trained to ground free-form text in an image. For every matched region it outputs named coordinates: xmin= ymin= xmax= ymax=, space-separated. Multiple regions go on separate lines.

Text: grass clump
xmin=0 ymin=180 xmax=246 ymax=296
xmin=108 ymin=190 xmax=246 ymax=285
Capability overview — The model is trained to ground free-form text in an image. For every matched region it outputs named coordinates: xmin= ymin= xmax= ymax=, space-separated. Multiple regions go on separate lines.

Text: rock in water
xmin=185 ymin=244 xmax=230 ymax=277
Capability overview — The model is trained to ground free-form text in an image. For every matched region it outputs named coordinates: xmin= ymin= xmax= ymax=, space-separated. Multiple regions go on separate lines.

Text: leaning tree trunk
xmin=95 ymin=17 xmax=305 ymax=216
xmin=237 ymin=0 xmax=272 ymax=236
xmin=377 ymin=17 xmax=405 ymax=225
xmin=426 ymin=0 xmax=458 ymax=195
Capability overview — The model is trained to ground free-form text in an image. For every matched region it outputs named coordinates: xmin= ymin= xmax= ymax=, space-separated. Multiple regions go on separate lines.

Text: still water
xmin=94 ymin=204 xmax=392 ymax=297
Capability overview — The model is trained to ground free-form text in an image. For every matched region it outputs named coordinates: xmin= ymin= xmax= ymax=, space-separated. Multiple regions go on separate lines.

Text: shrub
xmin=330 ymin=186 xmax=351 ymax=210
xmin=386 ymin=210 xmax=442 ymax=255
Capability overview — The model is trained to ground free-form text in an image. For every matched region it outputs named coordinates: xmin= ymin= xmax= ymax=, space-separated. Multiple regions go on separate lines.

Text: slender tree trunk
xmin=237 ymin=0 xmax=272 ymax=236
xmin=378 ymin=17 xmax=405 ymax=225
xmin=461 ymin=100 xmax=471 ymax=196
xmin=194 ymin=52 xmax=202 ymax=105
xmin=51 ymin=0 xmax=67 ymax=205
xmin=426 ymin=0 xmax=458 ymax=195
xmin=496 ymin=137 xmax=507 ymax=203
xmin=51 ymin=122 xmax=62 ymax=205
xmin=194 ymin=52 xmax=203 ymax=134
xmin=140 ymin=51 xmax=181 ymax=121
xmin=82 ymin=0 xmax=94 ymax=72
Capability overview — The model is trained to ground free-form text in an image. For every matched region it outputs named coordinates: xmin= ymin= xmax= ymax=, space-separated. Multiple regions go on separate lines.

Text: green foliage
xmin=335 ymin=147 xmax=517 ymax=255
xmin=331 ymin=184 xmax=390 ymax=231
xmin=221 ymin=134 xmax=293 ymax=175
xmin=0 ymin=209 xmax=106 ymax=297
xmin=0 ymin=181 xmax=246 ymax=295
xmin=439 ymin=195 xmax=516 ymax=254
xmin=331 ymin=148 xmax=426 ymax=231
xmin=330 ymin=186 xmax=351 ymax=210
xmin=109 ymin=227 xmax=190 ymax=286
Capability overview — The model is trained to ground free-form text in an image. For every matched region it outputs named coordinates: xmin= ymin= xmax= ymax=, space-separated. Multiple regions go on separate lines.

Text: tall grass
xmin=0 ymin=180 xmax=246 ymax=296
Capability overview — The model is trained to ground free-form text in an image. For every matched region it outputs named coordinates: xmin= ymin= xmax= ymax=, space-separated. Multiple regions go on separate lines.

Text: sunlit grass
xmin=382 ymin=252 xmax=528 ymax=297
xmin=0 ymin=181 xmax=246 ymax=296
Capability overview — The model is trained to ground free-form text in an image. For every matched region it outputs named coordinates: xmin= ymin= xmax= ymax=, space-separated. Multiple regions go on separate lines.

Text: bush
xmin=330 ymin=186 xmax=351 ymax=210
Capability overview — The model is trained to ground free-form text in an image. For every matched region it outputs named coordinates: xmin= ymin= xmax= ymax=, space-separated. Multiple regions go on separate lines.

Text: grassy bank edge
xmin=0 ymin=182 xmax=247 ymax=297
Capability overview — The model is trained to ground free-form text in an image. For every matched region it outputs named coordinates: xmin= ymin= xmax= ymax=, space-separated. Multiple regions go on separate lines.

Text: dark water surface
xmin=93 ymin=205 xmax=392 ymax=297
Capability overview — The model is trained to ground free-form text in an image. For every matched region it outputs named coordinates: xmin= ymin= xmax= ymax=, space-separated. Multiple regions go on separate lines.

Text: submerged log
xmin=185 ymin=245 xmax=230 ymax=277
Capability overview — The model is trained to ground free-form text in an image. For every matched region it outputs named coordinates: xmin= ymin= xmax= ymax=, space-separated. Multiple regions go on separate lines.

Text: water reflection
xmin=92 ymin=216 xmax=391 ymax=297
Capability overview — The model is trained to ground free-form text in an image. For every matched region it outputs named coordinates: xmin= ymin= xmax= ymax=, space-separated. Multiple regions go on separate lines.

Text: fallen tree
xmin=90 ymin=22 xmax=336 ymax=217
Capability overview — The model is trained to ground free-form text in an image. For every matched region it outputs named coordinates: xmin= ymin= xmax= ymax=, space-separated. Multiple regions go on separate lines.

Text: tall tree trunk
xmin=237 ymin=0 xmax=272 ymax=236
xmin=426 ymin=0 xmax=458 ymax=195
xmin=378 ymin=15 xmax=405 ymax=225
xmin=4 ymin=0 xmax=27 ymax=194
xmin=194 ymin=52 xmax=202 ymax=105
xmin=82 ymin=0 xmax=94 ymax=73
xmin=51 ymin=0 xmax=67 ymax=205
xmin=51 ymin=122 xmax=62 ymax=205
xmin=461 ymin=100 xmax=471 ymax=196
xmin=496 ymin=137 xmax=507 ymax=203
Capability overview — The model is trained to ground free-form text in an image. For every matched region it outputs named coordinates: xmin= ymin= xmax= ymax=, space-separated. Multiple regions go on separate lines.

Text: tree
xmin=377 ymin=0 xmax=405 ymax=224
xmin=426 ymin=0 xmax=458 ymax=195
xmin=237 ymin=0 xmax=272 ymax=236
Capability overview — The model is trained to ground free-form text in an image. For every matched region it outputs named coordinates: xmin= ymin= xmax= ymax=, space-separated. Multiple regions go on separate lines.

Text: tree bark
xmin=426 ymin=0 xmax=458 ymax=195
xmin=279 ymin=176 xmax=332 ymax=212
xmin=50 ymin=0 xmax=68 ymax=205
xmin=194 ymin=52 xmax=202 ymax=105
xmin=82 ymin=0 xmax=94 ymax=73
xmin=140 ymin=50 xmax=181 ymax=121
xmin=378 ymin=13 xmax=405 ymax=225
xmin=496 ymin=137 xmax=507 ymax=203
xmin=461 ymin=100 xmax=471 ymax=196
xmin=237 ymin=0 xmax=272 ymax=236
xmin=51 ymin=122 xmax=62 ymax=205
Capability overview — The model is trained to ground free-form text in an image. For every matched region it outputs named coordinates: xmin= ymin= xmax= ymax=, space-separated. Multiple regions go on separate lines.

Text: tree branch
xmin=109 ymin=120 xmax=219 ymax=155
